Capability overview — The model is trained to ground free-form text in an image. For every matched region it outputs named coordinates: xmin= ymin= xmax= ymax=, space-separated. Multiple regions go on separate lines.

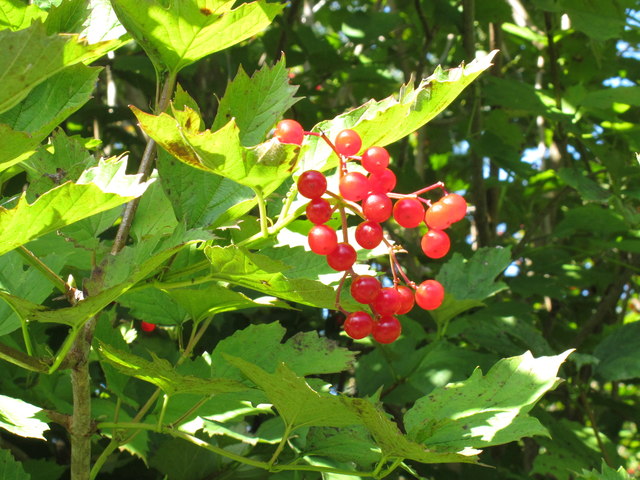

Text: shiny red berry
xmin=421 ymin=229 xmax=450 ymax=259
xmin=361 ymin=146 xmax=390 ymax=174
xmin=368 ymin=168 xmax=396 ymax=194
xmin=350 ymin=275 xmax=382 ymax=304
xmin=393 ymin=198 xmax=425 ymax=228
xmin=424 ymin=201 xmax=453 ymax=230
xmin=335 ymin=129 xmax=362 ymax=156
xmin=371 ymin=287 xmax=402 ymax=316
xmin=415 ymin=280 xmax=445 ymax=310
xmin=308 ymin=225 xmax=338 ymax=254
xmin=441 ymin=193 xmax=467 ymax=223
xmin=362 ymin=193 xmax=392 ymax=223
xmin=344 ymin=311 xmax=374 ymax=339
xmin=298 ymin=170 xmax=327 ymax=199
xmin=372 ymin=315 xmax=402 ymax=344
xmin=274 ymin=119 xmax=304 ymax=145
xmin=327 ymin=243 xmax=357 ymax=271
xmin=339 ymin=172 xmax=370 ymax=202
xmin=306 ymin=198 xmax=333 ymax=224
xmin=140 ymin=321 xmax=156 ymax=332
xmin=355 ymin=221 xmax=384 ymax=249
xmin=395 ymin=285 xmax=415 ymax=315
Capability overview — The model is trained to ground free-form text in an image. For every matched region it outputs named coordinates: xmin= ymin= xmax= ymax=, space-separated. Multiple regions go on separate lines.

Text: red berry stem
xmin=337 ymin=204 xmax=349 ymax=243
xmin=411 ymin=181 xmax=446 ymax=197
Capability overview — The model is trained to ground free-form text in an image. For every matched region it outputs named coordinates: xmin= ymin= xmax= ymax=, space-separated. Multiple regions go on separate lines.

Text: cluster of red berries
xmin=274 ymin=119 xmax=467 ymax=344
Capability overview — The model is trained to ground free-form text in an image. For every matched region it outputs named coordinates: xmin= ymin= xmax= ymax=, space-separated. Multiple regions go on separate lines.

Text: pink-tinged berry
xmin=327 ymin=243 xmax=357 ymax=271
xmin=361 ymin=146 xmax=390 ymax=174
xmin=393 ymin=197 xmax=425 ymax=228
xmin=344 ymin=311 xmax=374 ymax=339
xmin=415 ymin=279 xmax=445 ymax=310
xmin=368 ymin=168 xmax=396 ymax=194
xmin=425 ymin=201 xmax=453 ymax=230
xmin=140 ymin=321 xmax=156 ymax=333
xmin=339 ymin=172 xmax=370 ymax=202
xmin=274 ymin=119 xmax=304 ymax=145
xmin=308 ymin=225 xmax=338 ymax=255
xmin=355 ymin=221 xmax=384 ymax=249
xmin=298 ymin=170 xmax=327 ymax=199
xmin=421 ymin=229 xmax=450 ymax=259
xmin=372 ymin=316 xmax=402 ymax=344
xmin=371 ymin=287 xmax=402 ymax=316
xmin=350 ymin=275 xmax=382 ymax=304
xmin=362 ymin=193 xmax=392 ymax=223
xmin=395 ymin=285 xmax=415 ymax=315
xmin=306 ymin=198 xmax=333 ymax=225
xmin=440 ymin=193 xmax=467 ymax=223
xmin=335 ymin=129 xmax=362 ymax=156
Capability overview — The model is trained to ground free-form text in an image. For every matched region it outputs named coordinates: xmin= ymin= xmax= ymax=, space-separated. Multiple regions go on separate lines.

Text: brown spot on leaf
xmin=163 ymin=141 xmax=201 ymax=168
xmin=200 ymin=7 xmax=212 ymax=15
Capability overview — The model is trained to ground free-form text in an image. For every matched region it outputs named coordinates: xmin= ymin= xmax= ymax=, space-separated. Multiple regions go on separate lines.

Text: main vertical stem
xmin=69 ymin=317 xmax=97 ymax=480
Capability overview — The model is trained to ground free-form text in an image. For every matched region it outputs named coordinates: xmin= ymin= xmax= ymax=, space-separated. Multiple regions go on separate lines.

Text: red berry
xmin=306 ymin=198 xmax=333 ymax=224
xmin=361 ymin=146 xmax=390 ymax=174
xmin=368 ymin=168 xmax=396 ymax=194
xmin=371 ymin=287 xmax=402 ymax=316
xmin=339 ymin=172 xmax=370 ymax=202
xmin=327 ymin=243 xmax=357 ymax=271
xmin=298 ymin=170 xmax=327 ymax=199
xmin=425 ymin=201 xmax=453 ymax=230
xmin=350 ymin=275 xmax=382 ymax=304
xmin=372 ymin=316 xmax=402 ymax=344
xmin=308 ymin=225 xmax=338 ymax=255
xmin=274 ymin=119 xmax=304 ymax=145
xmin=395 ymin=285 xmax=415 ymax=314
xmin=355 ymin=221 xmax=384 ymax=249
xmin=344 ymin=311 xmax=374 ymax=339
xmin=140 ymin=321 xmax=156 ymax=332
xmin=334 ymin=129 xmax=362 ymax=156
xmin=415 ymin=280 xmax=445 ymax=310
xmin=421 ymin=229 xmax=450 ymax=259
xmin=393 ymin=198 xmax=425 ymax=228
xmin=362 ymin=193 xmax=392 ymax=223
xmin=440 ymin=193 xmax=467 ymax=223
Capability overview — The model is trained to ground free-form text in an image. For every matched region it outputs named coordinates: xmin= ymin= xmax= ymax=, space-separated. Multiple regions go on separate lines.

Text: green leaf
xmin=0 ymin=448 xmax=31 ymax=480
xmin=166 ymin=284 xmax=290 ymax=324
xmin=205 ymin=245 xmax=339 ymax=309
xmin=345 ymin=397 xmax=479 ymax=464
xmin=0 ymin=20 xmax=125 ymax=113
xmin=149 ymin=437 xmax=219 ymax=480
xmin=0 ymin=156 xmax=152 ymax=255
xmin=558 ymin=168 xmax=611 ymax=203
xmin=0 ymin=394 xmax=49 ymax=439
xmin=431 ymin=247 xmax=512 ymax=326
xmin=303 ymin=426 xmax=380 ymax=469
xmin=117 ymin=287 xmax=188 ymax=325
xmin=110 ymin=0 xmax=283 ymax=74
xmin=403 ymin=350 xmax=573 ymax=452
xmin=129 ymin=175 xmax=179 ymax=242
xmin=6 ymin=234 xmax=203 ymax=328
xmin=208 ymin=322 xmax=354 ymax=381
xmin=554 ymin=205 xmax=628 ymax=238
xmin=0 ymin=125 xmax=39 ymax=173
xmin=97 ymin=342 xmax=249 ymax=396
xmin=0 ymin=64 xmax=102 ymax=158
xmin=0 ymin=250 xmax=65 ymax=335
xmin=299 ymin=51 xmax=497 ymax=172
xmin=212 ymin=57 xmax=301 ymax=146
xmin=225 ymin=355 xmax=360 ymax=430
xmin=531 ymin=415 xmax=620 ymax=480
xmin=22 ymin=130 xmax=99 ymax=200
xmin=156 ymin=149 xmax=255 ymax=229
xmin=0 ymin=0 xmax=47 ymax=31
xmin=593 ymin=322 xmax=640 ymax=381
xmin=578 ymin=460 xmax=632 ymax=480
xmin=133 ymin=106 xmax=299 ymax=194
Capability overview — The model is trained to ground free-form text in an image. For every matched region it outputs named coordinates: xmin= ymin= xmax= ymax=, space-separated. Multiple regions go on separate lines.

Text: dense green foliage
xmin=0 ymin=0 xmax=639 ymax=479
